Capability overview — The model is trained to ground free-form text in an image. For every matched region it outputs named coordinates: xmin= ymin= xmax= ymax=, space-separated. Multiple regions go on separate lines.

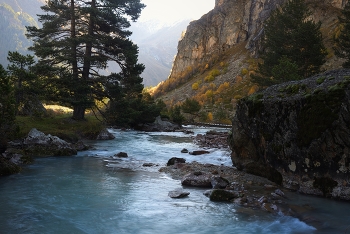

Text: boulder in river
xmin=20 ymin=128 xmax=77 ymax=156
xmin=168 ymin=188 xmax=190 ymax=198
xmin=189 ymin=150 xmax=210 ymax=155
xmin=209 ymin=189 xmax=241 ymax=202
xmin=181 ymin=171 xmax=213 ymax=187
xmin=181 ymin=148 xmax=189 ymax=153
xmin=137 ymin=116 xmax=181 ymax=132
xmin=167 ymin=157 xmax=186 ymax=166
xmin=96 ymin=128 xmax=115 ymax=140
xmin=211 ymin=176 xmax=229 ymax=189
xmin=115 ymin=152 xmax=128 ymax=158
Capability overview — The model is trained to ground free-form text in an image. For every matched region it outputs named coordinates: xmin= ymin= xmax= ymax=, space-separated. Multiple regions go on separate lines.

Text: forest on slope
xmin=0 ymin=2 xmax=39 ymax=66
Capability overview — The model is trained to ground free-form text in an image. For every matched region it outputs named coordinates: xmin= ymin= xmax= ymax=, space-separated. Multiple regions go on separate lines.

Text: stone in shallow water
xmin=181 ymin=172 xmax=213 ymax=187
xmin=189 ymin=150 xmax=210 ymax=155
xmin=181 ymin=148 xmax=189 ymax=153
xmin=142 ymin=163 xmax=156 ymax=167
xmin=115 ymin=152 xmax=128 ymax=158
xmin=211 ymin=176 xmax=229 ymax=189
xmin=168 ymin=188 xmax=190 ymax=198
xmin=167 ymin=157 xmax=186 ymax=166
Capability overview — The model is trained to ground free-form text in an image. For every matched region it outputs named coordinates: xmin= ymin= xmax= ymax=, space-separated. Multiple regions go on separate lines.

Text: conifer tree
xmin=181 ymin=98 xmax=201 ymax=122
xmin=26 ymin=0 xmax=145 ymax=120
xmin=0 ymin=64 xmax=16 ymax=139
xmin=254 ymin=0 xmax=327 ymax=85
xmin=334 ymin=0 xmax=350 ymax=68
xmin=7 ymin=51 xmax=38 ymax=112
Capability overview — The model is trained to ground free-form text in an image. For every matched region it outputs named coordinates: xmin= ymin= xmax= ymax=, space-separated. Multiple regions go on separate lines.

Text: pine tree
xmin=0 ymin=64 xmax=16 ymax=139
xmin=26 ymin=0 xmax=145 ymax=120
xmin=181 ymin=98 xmax=201 ymax=122
xmin=7 ymin=51 xmax=38 ymax=112
xmin=334 ymin=0 xmax=350 ymax=68
xmin=254 ymin=0 xmax=327 ymax=85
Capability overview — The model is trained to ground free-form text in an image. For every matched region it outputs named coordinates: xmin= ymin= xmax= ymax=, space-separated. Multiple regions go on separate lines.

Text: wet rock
xmin=209 ymin=189 xmax=241 ymax=202
xmin=193 ymin=131 xmax=229 ymax=149
xmin=115 ymin=152 xmax=128 ymax=158
xmin=203 ymin=190 xmax=213 ymax=197
xmin=261 ymin=203 xmax=279 ymax=213
xmin=189 ymin=150 xmax=210 ymax=155
xmin=167 ymin=157 xmax=186 ymax=166
xmin=143 ymin=163 xmax=156 ymax=167
xmin=313 ymin=177 xmax=338 ymax=198
xmin=183 ymin=130 xmax=194 ymax=134
xmin=274 ymin=189 xmax=286 ymax=198
xmin=138 ymin=116 xmax=181 ymax=132
xmin=96 ymin=128 xmax=115 ymax=140
xmin=181 ymin=148 xmax=189 ymax=153
xmin=20 ymin=128 xmax=77 ymax=156
xmin=258 ymin=196 xmax=268 ymax=204
xmin=211 ymin=176 xmax=229 ymax=189
xmin=72 ymin=141 xmax=90 ymax=151
xmin=244 ymin=162 xmax=283 ymax=185
xmin=181 ymin=171 xmax=213 ymax=187
xmin=0 ymin=156 xmax=21 ymax=176
xmin=168 ymin=188 xmax=190 ymax=198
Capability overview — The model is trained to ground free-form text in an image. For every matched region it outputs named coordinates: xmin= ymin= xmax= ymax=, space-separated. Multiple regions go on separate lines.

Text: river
xmin=0 ymin=126 xmax=349 ymax=233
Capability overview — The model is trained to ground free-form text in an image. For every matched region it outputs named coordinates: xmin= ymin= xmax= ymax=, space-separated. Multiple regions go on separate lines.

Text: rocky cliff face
xmin=169 ymin=0 xmax=344 ymax=79
xmin=230 ymin=69 xmax=350 ymax=200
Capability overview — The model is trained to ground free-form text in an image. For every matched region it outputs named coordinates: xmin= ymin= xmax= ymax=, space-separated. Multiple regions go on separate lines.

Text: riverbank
xmin=159 ymin=129 xmax=344 ymax=230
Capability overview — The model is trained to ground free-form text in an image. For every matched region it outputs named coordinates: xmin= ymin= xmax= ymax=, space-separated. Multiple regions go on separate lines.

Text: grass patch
xmin=15 ymin=114 xmax=105 ymax=141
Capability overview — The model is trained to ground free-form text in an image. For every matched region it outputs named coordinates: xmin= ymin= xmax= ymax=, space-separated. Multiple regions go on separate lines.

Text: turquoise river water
xmin=0 ymin=126 xmax=349 ymax=234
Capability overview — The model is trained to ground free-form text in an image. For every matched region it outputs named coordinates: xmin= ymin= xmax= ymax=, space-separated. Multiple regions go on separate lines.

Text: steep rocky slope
xmin=230 ymin=69 xmax=350 ymax=200
xmin=156 ymin=0 xmax=345 ymax=109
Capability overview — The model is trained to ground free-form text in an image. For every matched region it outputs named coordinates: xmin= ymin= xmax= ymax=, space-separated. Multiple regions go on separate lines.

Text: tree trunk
xmin=70 ymin=0 xmax=78 ymax=81
xmin=72 ymin=106 xmax=86 ymax=120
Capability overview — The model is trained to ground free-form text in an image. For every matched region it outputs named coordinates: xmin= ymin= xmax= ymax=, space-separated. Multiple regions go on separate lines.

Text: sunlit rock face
xmin=229 ymin=69 xmax=350 ymax=200
xmin=169 ymin=0 xmax=343 ymax=80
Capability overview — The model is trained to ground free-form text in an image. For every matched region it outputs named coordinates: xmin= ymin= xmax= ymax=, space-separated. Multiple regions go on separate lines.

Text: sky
xmin=138 ymin=0 xmax=215 ymax=23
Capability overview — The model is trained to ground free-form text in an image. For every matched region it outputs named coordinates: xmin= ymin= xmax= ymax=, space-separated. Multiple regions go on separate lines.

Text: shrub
xmin=241 ymin=68 xmax=249 ymax=76
xmin=192 ymin=82 xmax=199 ymax=90
xmin=207 ymin=112 xmax=213 ymax=122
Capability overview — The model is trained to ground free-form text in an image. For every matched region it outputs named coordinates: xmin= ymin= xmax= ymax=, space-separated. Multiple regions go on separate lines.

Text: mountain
xmin=1 ymin=0 xmax=45 ymax=19
xmin=0 ymin=0 xmax=188 ymax=87
xmin=153 ymin=0 xmax=345 ymax=122
xmin=130 ymin=19 xmax=191 ymax=87
xmin=0 ymin=0 xmax=44 ymax=66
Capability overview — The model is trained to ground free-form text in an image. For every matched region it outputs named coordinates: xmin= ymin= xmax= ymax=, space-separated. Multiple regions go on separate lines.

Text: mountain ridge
xmin=154 ymin=0 xmax=346 ymax=120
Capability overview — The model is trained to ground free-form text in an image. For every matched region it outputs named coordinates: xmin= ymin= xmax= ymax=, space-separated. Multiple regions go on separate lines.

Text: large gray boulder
xmin=230 ymin=69 xmax=350 ymax=200
xmin=181 ymin=171 xmax=213 ymax=187
xmin=22 ymin=128 xmax=77 ymax=156
xmin=96 ymin=128 xmax=115 ymax=140
xmin=168 ymin=188 xmax=190 ymax=198
xmin=138 ymin=116 xmax=181 ymax=132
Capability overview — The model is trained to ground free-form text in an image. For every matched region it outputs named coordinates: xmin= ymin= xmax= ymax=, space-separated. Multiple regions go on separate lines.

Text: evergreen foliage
xmin=7 ymin=52 xmax=39 ymax=112
xmin=0 ymin=64 xmax=16 ymax=139
xmin=254 ymin=0 xmax=327 ymax=86
xmin=26 ymin=0 xmax=146 ymax=121
xmin=169 ymin=105 xmax=185 ymax=125
xmin=181 ymin=98 xmax=201 ymax=115
xmin=334 ymin=0 xmax=350 ymax=68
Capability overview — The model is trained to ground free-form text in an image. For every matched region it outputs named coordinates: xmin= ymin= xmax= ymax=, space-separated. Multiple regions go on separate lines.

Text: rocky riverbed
xmin=159 ymin=130 xmax=330 ymax=229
